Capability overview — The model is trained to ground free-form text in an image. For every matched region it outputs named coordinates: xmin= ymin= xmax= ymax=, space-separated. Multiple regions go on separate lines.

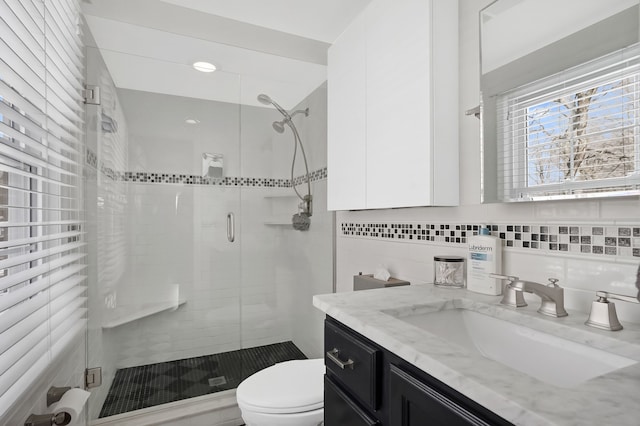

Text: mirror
xmin=480 ymin=0 xmax=640 ymax=202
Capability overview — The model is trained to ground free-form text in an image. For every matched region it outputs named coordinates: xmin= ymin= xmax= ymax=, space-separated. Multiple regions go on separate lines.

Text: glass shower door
xmin=84 ymin=42 xmax=244 ymax=419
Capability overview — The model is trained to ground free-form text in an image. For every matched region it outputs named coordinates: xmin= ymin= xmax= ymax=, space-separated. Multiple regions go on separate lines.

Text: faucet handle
xmin=547 ymin=278 xmax=560 ymax=287
xmin=490 ymin=274 xmax=519 ymax=282
xmin=585 ymin=291 xmax=638 ymax=331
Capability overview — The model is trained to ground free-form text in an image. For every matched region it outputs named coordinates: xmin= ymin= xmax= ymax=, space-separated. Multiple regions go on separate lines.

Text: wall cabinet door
xmin=327 ymin=11 xmax=367 ymax=211
xmin=327 ymin=0 xmax=459 ymax=210
xmin=388 ymin=365 xmax=492 ymax=426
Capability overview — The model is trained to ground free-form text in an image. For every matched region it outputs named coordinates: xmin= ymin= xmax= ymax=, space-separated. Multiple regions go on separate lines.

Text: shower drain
xmin=208 ymin=376 xmax=227 ymax=387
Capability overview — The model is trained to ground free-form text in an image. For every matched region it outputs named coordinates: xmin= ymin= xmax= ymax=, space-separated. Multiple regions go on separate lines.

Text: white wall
xmin=335 ymin=0 xmax=640 ymax=326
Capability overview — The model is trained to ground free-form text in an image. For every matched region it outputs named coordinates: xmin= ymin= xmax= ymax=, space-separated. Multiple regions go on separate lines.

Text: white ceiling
xmin=82 ymin=0 xmax=371 ymax=109
xmin=158 ymin=0 xmax=372 ymax=43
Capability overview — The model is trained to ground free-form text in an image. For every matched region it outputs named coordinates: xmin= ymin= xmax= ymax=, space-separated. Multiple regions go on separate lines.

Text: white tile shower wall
xmin=104 ymin=80 xmax=331 ymax=372
xmin=269 ymin=83 xmax=332 ymax=359
xmin=334 ymin=0 xmax=640 ymax=325
xmin=120 ymin=88 xmax=242 ymax=177
xmin=110 ymin=184 xmax=244 ymax=368
xmin=290 ymin=180 xmax=333 ymax=358
xmin=271 ymin=83 xmax=328 ymax=182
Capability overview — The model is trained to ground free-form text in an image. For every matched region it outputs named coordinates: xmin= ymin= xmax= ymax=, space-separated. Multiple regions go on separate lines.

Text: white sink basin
xmin=390 ymin=307 xmax=637 ymax=388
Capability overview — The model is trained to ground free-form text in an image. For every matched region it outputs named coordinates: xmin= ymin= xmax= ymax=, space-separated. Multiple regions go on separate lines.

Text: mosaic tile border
xmin=92 ymin=166 xmax=327 ymax=187
xmin=340 ymin=222 xmax=640 ymax=259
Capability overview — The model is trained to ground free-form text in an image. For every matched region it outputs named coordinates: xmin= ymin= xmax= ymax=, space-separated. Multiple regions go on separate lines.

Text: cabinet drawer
xmin=325 ymin=376 xmax=380 ymax=426
xmin=324 ymin=319 xmax=381 ymax=410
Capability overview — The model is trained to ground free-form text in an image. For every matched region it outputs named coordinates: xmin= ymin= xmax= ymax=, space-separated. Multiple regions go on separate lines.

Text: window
xmin=496 ymin=43 xmax=640 ymax=201
xmin=0 ymin=0 xmax=86 ymax=418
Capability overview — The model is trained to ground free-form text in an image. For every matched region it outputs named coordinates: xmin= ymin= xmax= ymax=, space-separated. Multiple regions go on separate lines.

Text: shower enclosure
xmin=83 ymin=11 xmax=332 ymax=421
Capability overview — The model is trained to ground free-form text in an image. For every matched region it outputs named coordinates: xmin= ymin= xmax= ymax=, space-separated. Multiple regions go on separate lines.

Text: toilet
xmin=236 ymin=358 xmax=325 ymax=426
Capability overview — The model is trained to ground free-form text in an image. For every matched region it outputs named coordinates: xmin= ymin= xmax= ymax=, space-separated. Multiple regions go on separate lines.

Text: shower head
xmin=257 ymin=94 xmax=272 ymax=105
xmin=272 ymin=120 xmax=286 ymax=134
xmin=257 ymin=93 xmax=290 ymax=119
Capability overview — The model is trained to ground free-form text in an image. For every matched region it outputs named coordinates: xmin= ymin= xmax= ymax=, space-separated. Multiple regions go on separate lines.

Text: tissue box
xmin=353 ymin=274 xmax=411 ymax=291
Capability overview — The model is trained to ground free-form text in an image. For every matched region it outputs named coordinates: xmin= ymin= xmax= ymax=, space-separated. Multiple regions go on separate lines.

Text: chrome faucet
xmin=492 ymin=275 xmax=568 ymax=318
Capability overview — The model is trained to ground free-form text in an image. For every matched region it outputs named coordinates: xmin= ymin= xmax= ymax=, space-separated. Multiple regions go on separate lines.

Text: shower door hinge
xmin=83 ymin=85 xmax=101 ymax=105
xmin=85 ymin=367 xmax=102 ymax=389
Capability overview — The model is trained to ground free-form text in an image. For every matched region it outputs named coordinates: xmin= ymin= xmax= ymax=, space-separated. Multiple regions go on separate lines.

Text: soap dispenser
xmin=467 ymin=227 xmax=503 ymax=295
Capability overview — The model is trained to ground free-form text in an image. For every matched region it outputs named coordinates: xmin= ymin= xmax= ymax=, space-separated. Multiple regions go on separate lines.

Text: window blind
xmin=0 ymin=0 xmax=86 ymax=418
xmin=496 ymin=43 xmax=640 ymax=201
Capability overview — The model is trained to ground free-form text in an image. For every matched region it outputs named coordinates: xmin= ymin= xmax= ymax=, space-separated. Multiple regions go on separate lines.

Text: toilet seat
xmin=236 ymin=358 xmax=325 ymax=415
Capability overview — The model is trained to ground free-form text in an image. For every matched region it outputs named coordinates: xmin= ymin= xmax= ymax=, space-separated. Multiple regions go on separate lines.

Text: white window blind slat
xmin=46 ymin=118 xmax=81 ymax=147
xmin=0 ymin=142 xmax=78 ymax=177
xmin=0 ymin=339 xmax=48 ymax=399
xmin=0 ymin=219 xmax=80 ymax=228
xmin=45 ymin=74 xmax=83 ymax=120
xmin=0 ymin=352 xmax=49 ymax=415
xmin=45 ymin=6 xmax=83 ymax=64
xmin=0 ymin=80 xmax=46 ymax=125
xmin=0 ymin=321 xmax=47 ymax=377
xmin=51 ymin=297 xmax=86 ymax=336
xmin=43 ymin=15 xmax=83 ymax=84
xmin=0 ymin=164 xmax=75 ymax=189
xmin=0 ymin=292 xmax=48 ymax=335
xmin=0 ymin=230 xmax=82 ymax=249
xmin=0 ymin=12 xmax=45 ymax=78
xmin=0 ymin=252 xmax=85 ymax=292
xmin=50 ymin=317 xmax=85 ymax=359
xmin=0 ymin=41 xmax=45 ymax=100
xmin=2 ymin=1 xmax=45 ymax=49
xmin=0 ymin=101 xmax=47 ymax=141
xmin=49 ymin=274 xmax=86 ymax=300
xmin=0 ymin=240 xmax=84 ymax=271
xmin=0 ymin=185 xmax=79 ymax=207
xmin=0 ymin=305 xmax=48 ymax=355
xmin=45 ymin=264 xmax=87 ymax=295
xmin=45 ymin=99 xmax=83 ymax=136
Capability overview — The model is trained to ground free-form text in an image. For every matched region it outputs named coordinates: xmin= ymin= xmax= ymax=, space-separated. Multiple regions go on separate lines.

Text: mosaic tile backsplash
xmin=340 ymin=222 xmax=640 ymax=259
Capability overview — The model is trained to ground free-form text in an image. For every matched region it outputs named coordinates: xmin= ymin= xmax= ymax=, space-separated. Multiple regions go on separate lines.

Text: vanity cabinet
xmin=324 ymin=317 xmax=513 ymax=426
xmin=327 ymin=0 xmax=459 ymax=210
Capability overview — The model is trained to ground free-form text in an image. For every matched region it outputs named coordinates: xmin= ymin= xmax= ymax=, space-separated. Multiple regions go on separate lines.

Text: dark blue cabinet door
xmin=389 ymin=364 xmax=493 ymax=426
xmin=325 ymin=375 xmax=380 ymax=426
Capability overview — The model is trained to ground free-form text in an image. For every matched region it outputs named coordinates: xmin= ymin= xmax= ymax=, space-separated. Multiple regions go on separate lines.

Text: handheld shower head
xmin=257 ymin=93 xmax=289 ymax=118
xmin=272 ymin=120 xmax=286 ymax=134
xmin=257 ymin=94 xmax=272 ymax=105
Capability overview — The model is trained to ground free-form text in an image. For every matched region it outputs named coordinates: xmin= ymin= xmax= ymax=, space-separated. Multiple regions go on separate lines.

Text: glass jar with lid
xmin=433 ymin=255 xmax=465 ymax=288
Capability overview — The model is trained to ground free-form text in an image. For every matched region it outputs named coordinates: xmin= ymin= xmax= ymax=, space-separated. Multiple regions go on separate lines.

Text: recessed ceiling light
xmin=193 ymin=61 xmax=216 ymax=73
xmin=185 ymin=118 xmax=200 ymax=124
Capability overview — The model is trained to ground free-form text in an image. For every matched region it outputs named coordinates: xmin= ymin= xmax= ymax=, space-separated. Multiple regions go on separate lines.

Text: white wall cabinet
xmin=327 ymin=0 xmax=459 ymax=210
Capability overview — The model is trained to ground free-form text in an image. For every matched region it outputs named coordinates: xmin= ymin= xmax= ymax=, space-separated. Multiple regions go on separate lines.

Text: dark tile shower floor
xmin=99 ymin=341 xmax=307 ymax=418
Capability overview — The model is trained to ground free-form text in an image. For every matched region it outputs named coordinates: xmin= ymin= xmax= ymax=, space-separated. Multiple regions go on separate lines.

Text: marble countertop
xmin=313 ymin=285 xmax=640 ymax=426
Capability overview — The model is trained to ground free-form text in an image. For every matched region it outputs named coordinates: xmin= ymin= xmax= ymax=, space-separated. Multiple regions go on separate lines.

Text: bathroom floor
xmin=99 ymin=341 xmax=307 ymax=418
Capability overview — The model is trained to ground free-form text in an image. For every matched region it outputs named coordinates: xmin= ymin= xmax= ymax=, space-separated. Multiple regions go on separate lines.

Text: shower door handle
xmin=227 ymin=213 xmax=235 ymax=242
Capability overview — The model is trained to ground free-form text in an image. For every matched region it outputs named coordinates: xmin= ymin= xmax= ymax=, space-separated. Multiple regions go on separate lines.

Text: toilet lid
xmin=236 ymin=359 xmax=325 ymax=414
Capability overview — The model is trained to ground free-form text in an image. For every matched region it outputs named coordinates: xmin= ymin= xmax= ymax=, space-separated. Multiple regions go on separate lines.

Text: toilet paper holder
xmin=24 ymin=387 xmax=74 ymax=426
